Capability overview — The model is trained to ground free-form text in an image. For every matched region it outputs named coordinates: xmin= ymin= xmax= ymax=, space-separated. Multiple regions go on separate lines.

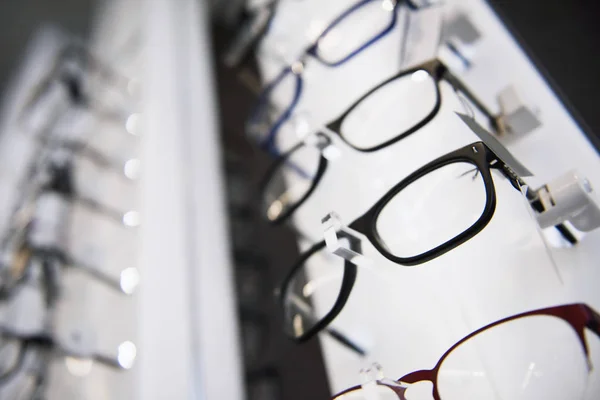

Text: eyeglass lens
xmin=375 ymin=162 xmax=487 ymax=258
xmin=339 ymin=69 xmax=438 ymax=150
xmin=263 ymin=144 xmax=322 ymax=222
xmin=434 ymin=315 xmax=588 ymax=400
xmin=315 ymin=0 xmax=397 ymax=65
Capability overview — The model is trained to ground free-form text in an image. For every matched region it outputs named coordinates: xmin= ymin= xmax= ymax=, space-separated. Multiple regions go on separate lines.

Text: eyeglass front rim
xmin=326 ymin=61 xmax=446 ymax=152
xmin=352 ymin=142 xmax=498 ymax=266
xmin=278 ymin=239 xmax=359 ymax=342
xmin=259 ymin=140 xmax=330 ymax=225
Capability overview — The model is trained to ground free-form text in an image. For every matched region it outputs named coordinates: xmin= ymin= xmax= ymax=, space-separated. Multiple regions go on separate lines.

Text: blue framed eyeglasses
xmin=247 ymin=0 xmax=427 ymax=155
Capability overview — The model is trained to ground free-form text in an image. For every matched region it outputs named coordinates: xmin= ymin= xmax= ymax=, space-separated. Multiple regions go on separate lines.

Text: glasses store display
xmin=235 ymin=0 xmax=600 ymax=398
xmin=276 ymin=136 xmax=582 ymax=343
xmin=260 ymin=57 xmax=528 ymax=225
xmin=0 ymin=35 xmax=140 ymax=397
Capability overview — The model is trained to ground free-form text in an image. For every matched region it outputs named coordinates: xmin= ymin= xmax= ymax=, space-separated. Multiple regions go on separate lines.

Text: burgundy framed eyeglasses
xmin=332 ymin=303 xmax=600 ymax=400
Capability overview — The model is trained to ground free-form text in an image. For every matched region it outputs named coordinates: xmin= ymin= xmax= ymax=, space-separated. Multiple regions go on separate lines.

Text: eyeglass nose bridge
xmin=322 ymin=212 xmax=372 ymax=267
xmin=398 ymin=369 xmax=438 ymax=399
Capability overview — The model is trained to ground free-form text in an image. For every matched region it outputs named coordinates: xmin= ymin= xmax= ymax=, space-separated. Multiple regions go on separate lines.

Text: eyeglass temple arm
xmin=1 ymin=328 xmax=125 ymax=373
xmin=289 ymin=292 xmax=366 ymax=356
xmin=493 ymin=162 xmax=578 ymax=245
xmin=300 ymin=305 xmax=366 ymax=356
xmin=21 ymin=43 xmax=126 ymax=115
xmin=26 ymin=245 xmax=125 ymax=294
xmin=325 ymin=327 xmax=366 ymax=356
xmin=442 ymin=69 xmax=500 ymax=131
xmin=36 ymin=135 xmax=125 ymax=175
xmin=67 ymin=194 xmax=125 ymax=224
xmin=322 ymin=235 xmax=366 ymax=356
xmin=62 ymin=254 xmax=125 ymax=294
xmin=59 ymin=42 xmax=130 ymax=93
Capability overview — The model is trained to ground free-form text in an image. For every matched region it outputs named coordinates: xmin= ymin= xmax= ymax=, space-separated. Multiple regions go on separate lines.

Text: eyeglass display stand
xmin=0 ymin=4 xmax=145 ymax=399
xmin=256 ymin=0 xmax=600 ymax=396
xmin=96 ymin=1 xmax=244 ymax=400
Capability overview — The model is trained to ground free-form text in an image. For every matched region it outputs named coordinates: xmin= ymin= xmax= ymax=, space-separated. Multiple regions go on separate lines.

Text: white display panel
xmin=0 ymin=23 xmax=141 ymax=399
xmin=256 ymin=0 xmax=600 ymax=398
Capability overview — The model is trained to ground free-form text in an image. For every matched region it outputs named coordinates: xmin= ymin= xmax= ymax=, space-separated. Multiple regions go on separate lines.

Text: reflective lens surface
xmin=375 ymin=162 xmax=487 ymax=258
xmin=316 ymin=0 xmax=396 ymax=64
xmin=263 ymin=144 xmax=322 ymax=222
xmin=340 ymin=70 xmax=438 ymax=150
xmin=282 ymin=241 xmax=347 ymax=338
xmin=437 ymin=316 xmax=588 ymax=400
xmin=333 ymin=384 xmax=401 ymax=399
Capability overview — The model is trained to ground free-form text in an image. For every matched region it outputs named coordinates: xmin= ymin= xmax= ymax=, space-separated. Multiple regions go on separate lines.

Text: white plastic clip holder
xmin=360 ymin=363 xmax=386 ymax=400
xmin=304 ymin=130 xmax=340 ymax=161
xmin=531 ymin=170 xmax=600 ymax=232
xmin=322 ymin=212 xmax=372 ymax=266
xmin=497 ymin=85 xmax=541 ymax=136
xmin=440 ymin=12 xmax=481 ymax=71
xmin=444 ymin=12 xmax=482 ymax=45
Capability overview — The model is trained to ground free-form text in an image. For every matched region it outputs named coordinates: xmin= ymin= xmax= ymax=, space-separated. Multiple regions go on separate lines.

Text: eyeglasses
xmin=42 ymin=158 xmax=127 ymax=223
xmin=331 ymin=303 xmax=600 ymax=400
xmin=0 ymin=160 xmax=134 ymax=301
xmin=260 ymin=58 xmax=503 ymax=224
xmin=247 ymin=0 xmax=427 ymax=153
xmin=277 ymin=231 xmax=361 ymax=344
xmin=260 ymin=132 xmax=331 ymax=224
xmin=278 ymin=140 xmax=578 ymax=341
xmin=324 ymin=58 xmax=504 ymax=152
xmin=0 ymin=324 xmax=130 ymax=397
xmin=21 ymin=42 xmax=130 ymax=121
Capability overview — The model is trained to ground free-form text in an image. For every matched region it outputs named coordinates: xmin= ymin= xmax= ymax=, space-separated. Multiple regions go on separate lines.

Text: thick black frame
xmin=278 ymin=234 xmax=361 ymax=344
xmin=259 ymin=133 xmax=331 ymax=225
xmin=349 ymin=141 xmax=498 ymax=266
xmin=278 ymin=141 xmax=576 ymax=343
xmin=326 ymin=58 xmax=499 ymax=152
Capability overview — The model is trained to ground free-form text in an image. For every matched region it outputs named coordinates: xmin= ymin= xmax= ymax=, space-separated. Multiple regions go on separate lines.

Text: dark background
xmin=0 ymin=0 xmax=93 ymax=95
xmin=489 ymin=0 xmax=600 ymax=149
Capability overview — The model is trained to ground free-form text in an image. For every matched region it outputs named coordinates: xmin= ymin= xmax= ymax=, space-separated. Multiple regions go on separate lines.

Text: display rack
xmin=92 ymin=0 xmax=245 ymax=399
xmin=255 ymin=0 xmax=600 ymax=397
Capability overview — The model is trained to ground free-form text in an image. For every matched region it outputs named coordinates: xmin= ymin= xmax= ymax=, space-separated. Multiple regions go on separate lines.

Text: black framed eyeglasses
xmin=278 ymin=140 xmax=577 ymax=342
xmin=260 ymin=132 xmax=331 ymax=224
xmin=260 ymin=58 xmax=505 ymax=225
xmin=0 ymin=325 xmax=128 ymax=397
xmin=247 ymin=0 xmax=430 ymax=154
xmin=277 ymin=232 xmax=362 ymax=345
xmin=324 ymin=58 xmax=503 ymax=152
